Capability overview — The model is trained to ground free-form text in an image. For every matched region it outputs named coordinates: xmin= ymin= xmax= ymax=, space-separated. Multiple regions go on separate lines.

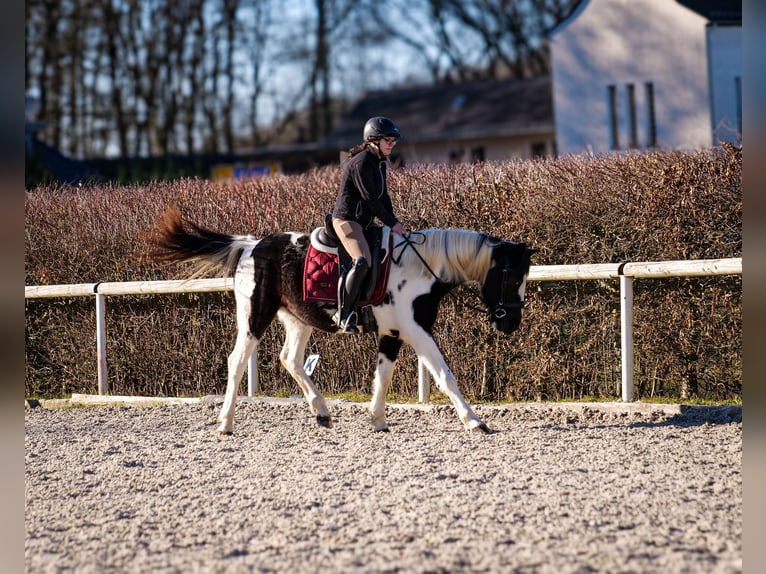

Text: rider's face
xmin=378 ymin=137 xmax=398 ymax=156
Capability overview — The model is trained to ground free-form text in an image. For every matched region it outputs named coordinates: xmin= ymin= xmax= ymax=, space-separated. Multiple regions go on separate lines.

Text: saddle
xmin=303 ymin=215 xmax=392 ymax=308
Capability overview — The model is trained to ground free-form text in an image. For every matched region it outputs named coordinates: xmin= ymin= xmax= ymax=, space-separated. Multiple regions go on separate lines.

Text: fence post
xmin=418 ymin=358 xmax=431 ymax=403
xmin=95 ymin=292 xmax=108 ymax=395
xmin=620 ymin=275 xmax=634 ymax=402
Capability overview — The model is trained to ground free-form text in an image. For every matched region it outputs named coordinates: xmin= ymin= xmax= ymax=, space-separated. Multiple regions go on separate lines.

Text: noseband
xmin=491 ymin=265 xmax=525 ymax=320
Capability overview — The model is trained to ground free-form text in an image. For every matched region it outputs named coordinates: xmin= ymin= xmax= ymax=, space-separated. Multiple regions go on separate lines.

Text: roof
xmin=27 ymin=136 xmax=103 ymax=184
xmin=322 ymin=75 xmax=553 ymax=149
xmin=675 ymin=0 xmax=742 ymax=24
xmin=549 ymin=0 xmax=741 ymax=37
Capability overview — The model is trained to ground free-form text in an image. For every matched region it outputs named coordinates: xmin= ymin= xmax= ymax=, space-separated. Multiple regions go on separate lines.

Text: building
xmin=321 ymin=76 xmax=556 ymax=165
xmin=549 ymin=0 xmax=741 ymax=155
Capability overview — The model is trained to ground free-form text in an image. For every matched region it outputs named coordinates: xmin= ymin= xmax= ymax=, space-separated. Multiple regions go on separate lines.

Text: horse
xmin=151 ymin=207 xmax=536 ymax=434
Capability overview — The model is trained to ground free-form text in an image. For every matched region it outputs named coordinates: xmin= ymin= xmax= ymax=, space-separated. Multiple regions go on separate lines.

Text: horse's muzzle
xmin=490 ymin=300 xmax=524 ymax=333
xmin=491 ymin=310 xmax=522 ymax=334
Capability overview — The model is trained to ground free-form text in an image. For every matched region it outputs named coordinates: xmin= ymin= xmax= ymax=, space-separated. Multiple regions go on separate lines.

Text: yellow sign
xmin=211 ymin=162 xmax=281 ymax=180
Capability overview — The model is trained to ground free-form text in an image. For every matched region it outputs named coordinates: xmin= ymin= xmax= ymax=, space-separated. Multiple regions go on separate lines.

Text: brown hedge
xmin=25 ymin=145 xmax=741 ymax=401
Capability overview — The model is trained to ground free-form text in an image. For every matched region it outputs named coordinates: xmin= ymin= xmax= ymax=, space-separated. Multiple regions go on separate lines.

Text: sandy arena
xmin=25 ymin=398 xmax=741 ymax=573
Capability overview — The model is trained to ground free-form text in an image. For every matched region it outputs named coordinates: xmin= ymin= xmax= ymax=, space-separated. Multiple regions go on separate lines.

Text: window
xmin=645 ymin=82 xmax=657 ymax=147
xmin=531 ymin=142 xmax=547 ymax=158
xmin=609 ymin=82 xmax=658 ymax=149
xmin=471 ymin=146 xmax=485 ymax=163
xmin=608 ymin=85 xmax=619 ymax=150
xmin=627 ymin=84 xmax=637 ymax=148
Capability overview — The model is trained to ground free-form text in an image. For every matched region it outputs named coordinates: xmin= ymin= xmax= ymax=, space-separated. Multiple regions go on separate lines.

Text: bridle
xmin=394 ymin=233 xmax=526 ymax=319
xmin=491 ymin=264 xmax=526 ymax=320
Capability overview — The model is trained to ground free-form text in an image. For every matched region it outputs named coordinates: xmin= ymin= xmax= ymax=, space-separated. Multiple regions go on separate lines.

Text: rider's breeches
xmin=332 ymin=218 xmax=372 ymax=264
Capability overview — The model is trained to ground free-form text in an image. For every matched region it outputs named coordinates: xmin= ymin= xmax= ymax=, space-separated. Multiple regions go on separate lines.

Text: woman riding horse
xmin=332 ymin=116 xmax=409 ymax=333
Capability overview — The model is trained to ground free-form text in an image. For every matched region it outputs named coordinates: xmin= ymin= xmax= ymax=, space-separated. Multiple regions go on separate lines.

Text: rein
xmin=393 ymin=232 xmax=494 ymax=316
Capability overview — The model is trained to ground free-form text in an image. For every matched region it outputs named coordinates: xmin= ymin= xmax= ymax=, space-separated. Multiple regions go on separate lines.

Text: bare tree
xmin=242 ymin=0 xmax=271 ymax=147
xmin=221 ymin=0 xmax=240 ymax=152
xmin=304 ymin=0 xmax=358 ymax=141
xmin=185 ymin=0 xmax=207 ymax=154
xmin=28 ymin=0 xmax=65 ymax=150
xmin=102 ymin=2 xmax=126 ymax=156
xmin=25 ymin=0 xmax=577 ymax=162
xmin=421 ymin=0 xmax=579 ymax=80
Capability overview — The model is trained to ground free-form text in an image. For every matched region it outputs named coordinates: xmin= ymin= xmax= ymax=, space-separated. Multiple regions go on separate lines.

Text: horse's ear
xmin=518 ymin=243 xmax=539 ymax=254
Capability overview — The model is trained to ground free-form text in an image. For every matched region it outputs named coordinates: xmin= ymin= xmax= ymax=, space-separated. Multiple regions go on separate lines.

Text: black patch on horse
xmin=412 ymin=282 xmax=453 ymax=335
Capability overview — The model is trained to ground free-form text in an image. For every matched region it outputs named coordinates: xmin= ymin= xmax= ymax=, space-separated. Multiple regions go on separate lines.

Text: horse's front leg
xmin=370 ymin=334 xmax=404 ymax=432
xmin=411 ymin=336 xmax=492 ymax=433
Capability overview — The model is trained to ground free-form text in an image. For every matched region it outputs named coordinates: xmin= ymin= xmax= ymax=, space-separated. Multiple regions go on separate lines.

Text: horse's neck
xmin=421 ymin=229 xmax=488 ymax=285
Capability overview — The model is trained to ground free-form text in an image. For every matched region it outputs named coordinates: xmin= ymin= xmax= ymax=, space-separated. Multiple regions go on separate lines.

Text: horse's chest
xmin=380 ymin=271 xmax=442 ymax=321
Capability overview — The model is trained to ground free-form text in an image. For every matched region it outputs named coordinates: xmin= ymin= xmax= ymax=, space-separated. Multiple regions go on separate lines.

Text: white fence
xmin=25 ymin=257 xmax=741 ymax=402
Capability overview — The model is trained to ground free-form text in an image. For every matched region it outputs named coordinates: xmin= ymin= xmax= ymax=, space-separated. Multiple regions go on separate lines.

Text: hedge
xmin=25 ymin=145 xmax=741 ymax=402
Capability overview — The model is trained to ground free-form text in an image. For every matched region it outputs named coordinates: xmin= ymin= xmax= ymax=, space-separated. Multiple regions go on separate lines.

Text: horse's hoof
xmin=373 ymin=426 xmax=390 ymax=433
xmin=217 ymin=429 xmax=233 ymax=436
xmin=316 ymin=415 xmax=333 ymax=428
xmin=471 ymin=423 xmax=496 ymax=434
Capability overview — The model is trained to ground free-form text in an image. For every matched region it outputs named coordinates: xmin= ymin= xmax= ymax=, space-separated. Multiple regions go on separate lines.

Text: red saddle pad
xmin=303 ymin=239 xmax=392 ymax=305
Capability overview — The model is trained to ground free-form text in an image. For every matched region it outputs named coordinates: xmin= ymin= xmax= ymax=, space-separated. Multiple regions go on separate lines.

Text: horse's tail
xmin=150 ymin=205 xmax=256 ymax=278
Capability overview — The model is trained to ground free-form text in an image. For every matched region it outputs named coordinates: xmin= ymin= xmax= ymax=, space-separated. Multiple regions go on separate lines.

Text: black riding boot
xmin=337 ymin=257 xmax=369 ymax=334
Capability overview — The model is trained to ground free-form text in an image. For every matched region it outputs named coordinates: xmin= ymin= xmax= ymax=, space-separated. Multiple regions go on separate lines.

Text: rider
xmin=332 ymin=116 xmax=409 ymax=333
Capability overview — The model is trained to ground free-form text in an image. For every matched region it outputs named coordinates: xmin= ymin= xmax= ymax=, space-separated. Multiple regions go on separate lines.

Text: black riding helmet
xmin=363 ymin=116 xmax=401 ymax=142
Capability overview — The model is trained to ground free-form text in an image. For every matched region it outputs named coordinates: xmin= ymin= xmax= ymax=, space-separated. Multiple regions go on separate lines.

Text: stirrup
xmin=339 ymin=311 xmax=360 ymax=334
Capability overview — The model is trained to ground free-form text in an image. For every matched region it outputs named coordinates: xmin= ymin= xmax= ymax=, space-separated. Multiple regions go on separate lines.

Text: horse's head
xmin=481 ymin=241 xmax=537 ymax=334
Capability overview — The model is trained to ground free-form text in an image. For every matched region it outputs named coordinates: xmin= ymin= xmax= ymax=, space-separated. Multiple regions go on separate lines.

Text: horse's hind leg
xmin=217 ymin=268 xmax=277 ymax=435
xmin=370 ymin=334 xmax=403 ymax=432
xmin=277 ymin=310 xmax=332 ymax=427
xmin=218 ymin=329 xmax=258 ymax=435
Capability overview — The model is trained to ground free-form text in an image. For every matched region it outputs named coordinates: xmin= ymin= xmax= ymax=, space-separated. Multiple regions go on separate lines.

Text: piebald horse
xmin=152 ymin=208 xmax=536 ymax=434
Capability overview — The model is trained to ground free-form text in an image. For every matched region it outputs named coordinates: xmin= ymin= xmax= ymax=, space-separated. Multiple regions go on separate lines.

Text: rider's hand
xmin=392 ymin=222 xmax=408 ymax=236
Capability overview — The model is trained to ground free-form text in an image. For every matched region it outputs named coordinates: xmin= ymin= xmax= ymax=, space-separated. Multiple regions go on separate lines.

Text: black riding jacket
xmin=333 ymin=147 xmax=399 ymax=229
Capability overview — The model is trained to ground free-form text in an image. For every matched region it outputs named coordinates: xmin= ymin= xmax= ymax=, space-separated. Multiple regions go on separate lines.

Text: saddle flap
xmin=304 ymin=232 xmax=393 ymax=306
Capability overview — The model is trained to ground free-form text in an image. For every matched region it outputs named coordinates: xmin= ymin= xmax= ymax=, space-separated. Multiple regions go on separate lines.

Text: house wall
xmin=550 ymin=0 xmax=711 ymax=155
xmin=706 ymin=24 xmax=742 ymax=145
xmin=397 ymin=134 xmax=556 ymax=166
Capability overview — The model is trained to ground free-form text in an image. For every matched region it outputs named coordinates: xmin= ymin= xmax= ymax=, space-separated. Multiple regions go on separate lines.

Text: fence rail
xmin=25 ymin=257 xmax=742 ymax=402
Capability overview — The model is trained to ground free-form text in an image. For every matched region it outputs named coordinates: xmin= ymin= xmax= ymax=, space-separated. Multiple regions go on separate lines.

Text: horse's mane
xmin=398 ymin=229 xmax=494 ymax=284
